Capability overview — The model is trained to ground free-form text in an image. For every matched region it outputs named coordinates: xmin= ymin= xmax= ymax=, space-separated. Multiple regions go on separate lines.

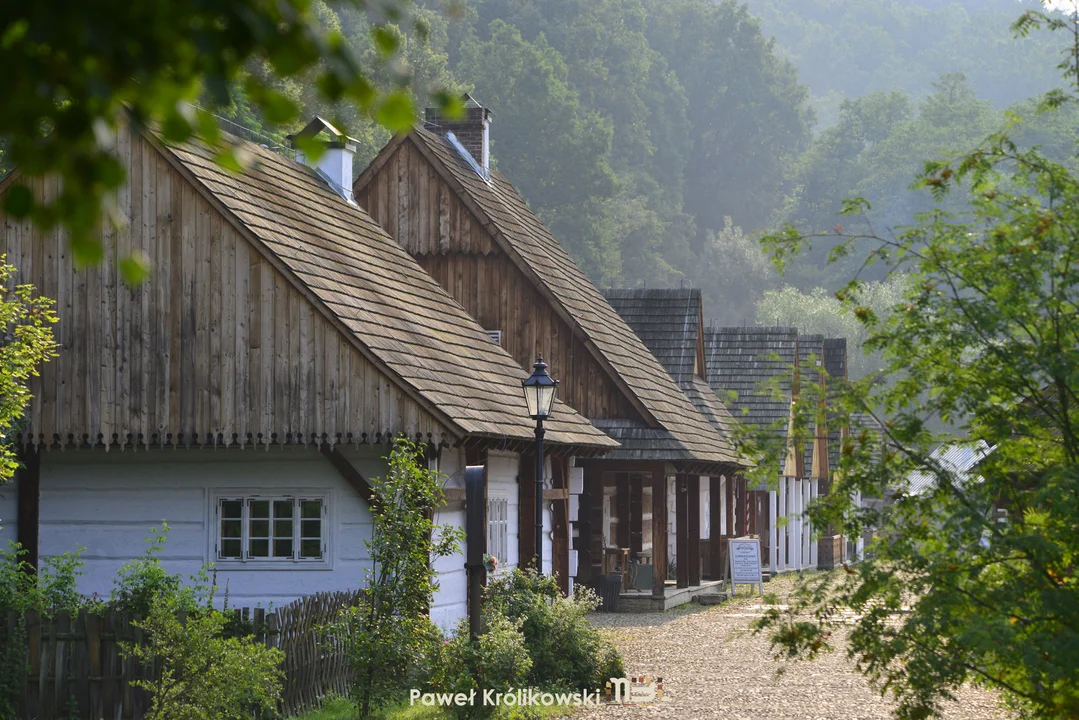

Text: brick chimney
xmin=424 ymin=94 xmax=492 ymax=176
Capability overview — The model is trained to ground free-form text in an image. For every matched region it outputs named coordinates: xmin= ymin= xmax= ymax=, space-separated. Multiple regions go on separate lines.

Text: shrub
xmin=122 ymin=593 xmax=284 ymax=720
xmin=110 ymin=523 xmax=209 ymax=615
xmin=483 ymin=569 xmax=624 ymax=691
xmin=432 ymin=615 xmax=532 ymax=719
xmin=0 ymin=542 xmax=89 ymax=720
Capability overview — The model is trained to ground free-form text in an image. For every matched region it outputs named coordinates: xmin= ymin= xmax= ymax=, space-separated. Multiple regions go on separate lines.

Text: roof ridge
xmin=404 ymin=127 xmax=742 ymax=467
xmin=155 ymin=127 xmax=616 ymax=451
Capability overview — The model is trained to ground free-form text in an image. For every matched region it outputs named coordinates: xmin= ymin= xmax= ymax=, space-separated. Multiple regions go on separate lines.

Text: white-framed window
xmin=487 ymin=496 xmax=509 ymax=567
xmin=215 ymin=496 xmax=328 ymax=565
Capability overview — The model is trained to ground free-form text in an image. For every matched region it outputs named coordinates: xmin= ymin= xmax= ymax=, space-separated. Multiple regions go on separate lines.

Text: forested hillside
xmin=6 ymin=0 xmax=1075 ymax=348
xmin=742 ymin=0 xmax=1059 ymax=125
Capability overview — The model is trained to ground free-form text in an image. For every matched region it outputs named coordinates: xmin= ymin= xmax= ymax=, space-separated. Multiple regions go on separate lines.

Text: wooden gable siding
xmin=2 ymin=130 xmax=448 ymax=448
xmin=356 ymin=141 xmax=638 ymax=422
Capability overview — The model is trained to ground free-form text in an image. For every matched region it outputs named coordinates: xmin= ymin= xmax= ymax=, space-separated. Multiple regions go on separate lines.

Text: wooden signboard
xmin=726 ymin=537 xmax=764 ymax=596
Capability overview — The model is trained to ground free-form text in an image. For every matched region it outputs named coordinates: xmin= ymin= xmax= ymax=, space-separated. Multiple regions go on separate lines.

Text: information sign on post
xmin=727 ymin=537 xmax=764 ymax=596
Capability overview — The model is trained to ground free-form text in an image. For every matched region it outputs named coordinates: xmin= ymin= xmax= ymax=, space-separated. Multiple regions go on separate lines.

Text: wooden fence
xmin=5 ymin=589 xmax=363 ymax=720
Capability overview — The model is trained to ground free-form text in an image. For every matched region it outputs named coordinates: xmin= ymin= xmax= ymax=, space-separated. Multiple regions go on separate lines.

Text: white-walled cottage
xmin=0 ymin=116 xmax=616 ymax=629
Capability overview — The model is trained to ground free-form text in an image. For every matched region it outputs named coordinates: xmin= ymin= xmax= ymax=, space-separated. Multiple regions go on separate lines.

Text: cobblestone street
xmin=579 ymin=577 xmax=1007 ymax=720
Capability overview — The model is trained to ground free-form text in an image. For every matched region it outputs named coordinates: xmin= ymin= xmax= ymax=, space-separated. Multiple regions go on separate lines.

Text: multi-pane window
xmin=487 ymin=497 xmax=509 ymax=567
xmin=217 ymin=497 xmax=325 ymax=562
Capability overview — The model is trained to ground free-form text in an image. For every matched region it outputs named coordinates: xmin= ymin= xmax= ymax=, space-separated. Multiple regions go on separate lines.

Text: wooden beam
xmin=726 ymin=473 xmax=735 ymax=540
xmin=629 ymin=474 xmax=643 ymax=556
xmin=614 ymin=472 xmax=630 ymax=549
xmin=16 ymin=447 xmax=40 ymax=574
xmin=708 ymin=476 xmax=724 ymax=581
xmin=576 ymin=459 xmax=672 ymax=473
xmin=737 ymin=476 xmax=749 ymax=536
xmin=675 ymin=474 xmax=689 ymax=589
xmin=651 ymin=465 xmax=668 ymax=598
xmin=586 ymin=465 xmax=604 ymax=582
xmin=320 ymin=445 xmax=378 ymax=510
xmin=551 ymin=457 xmax=570 ymax=595
xmin=519 ymin=452 xmax=536 ymax=569
xmin=687 ymin=475 xmax=701 ymax=587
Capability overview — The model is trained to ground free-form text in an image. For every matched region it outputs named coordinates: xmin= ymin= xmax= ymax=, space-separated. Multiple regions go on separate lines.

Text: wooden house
xmin=602 ymin=288 xmax=740 ymax=582
xmin=703 ymin=327 xmax=853 ymax=572
xmin=353 ymin=98 xmax=747 ymax=606
xmin=0 ymin=116 xmax=616 ymax=629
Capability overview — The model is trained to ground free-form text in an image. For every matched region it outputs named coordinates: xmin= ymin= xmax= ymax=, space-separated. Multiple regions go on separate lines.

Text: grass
xmin=291 ymin=696 xmax=577 ymax=720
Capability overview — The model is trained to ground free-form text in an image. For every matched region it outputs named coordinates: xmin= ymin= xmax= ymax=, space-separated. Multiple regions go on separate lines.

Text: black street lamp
xmin=522 ymin=355 xmax=558 ymax=574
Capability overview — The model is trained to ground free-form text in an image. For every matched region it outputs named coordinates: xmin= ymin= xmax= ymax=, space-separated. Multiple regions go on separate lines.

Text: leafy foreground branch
xmin=752 ymin=8 xmax=1079 ymax=720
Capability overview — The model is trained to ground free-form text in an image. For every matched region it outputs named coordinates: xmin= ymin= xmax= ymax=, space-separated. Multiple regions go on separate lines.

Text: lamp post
xmin=522 ymin=355 xmax=558 ymax=574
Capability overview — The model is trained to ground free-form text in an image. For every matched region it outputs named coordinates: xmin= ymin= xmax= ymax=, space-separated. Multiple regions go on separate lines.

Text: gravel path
xmin=577 ymin=575 xmax=1007 ymax=720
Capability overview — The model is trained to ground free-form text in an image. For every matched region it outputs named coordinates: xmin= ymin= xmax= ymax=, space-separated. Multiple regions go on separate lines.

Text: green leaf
xmin=431 ymin=91 xmax=465 ymax=121
xmin=119 ymin=252 xmax=151 ymax=285
xmin=375 ymin=91 xmax=415 ymax=133
xmin=1 ymin=19 xmax=28 ymax=48
xmin=4 ymin=185 xmax=33 ymax=217
xmin=70 ymin=234 xmax=104 ymax=267
xmin=372 ymin=26 xmax=399 ymax=57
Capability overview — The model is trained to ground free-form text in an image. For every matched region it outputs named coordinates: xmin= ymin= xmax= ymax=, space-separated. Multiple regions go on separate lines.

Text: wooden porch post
xmin=581 ymin=464 xmax=603 ymax=585
xmin=552 ymin=457 xmax=570 ymax=595
xmin=675 ymin=474 xmax=689 ymax=589
xmin=736 ymin=476 xmax=748 ymax=536
xmin=687 ymin=475 xmax=701 ymax=586
xmin=725 ymin=474 xmax=735 ymax=539
xmin=15 ymin=446 xmax=40 ymax=574
xmin=519 ymin=452 xmax=536 ymax=569
xmin=651 ymin=465 xmax=668 ymax=598
xmin=614 ymin=473 xmax=630 ymax=549
xmin=629 ymin=475 xmax=643 ymax=557
xmin=708 ymin=476 xmax=724 ymax=581
xmin=769 ymin=490 xmax=778 ymax=577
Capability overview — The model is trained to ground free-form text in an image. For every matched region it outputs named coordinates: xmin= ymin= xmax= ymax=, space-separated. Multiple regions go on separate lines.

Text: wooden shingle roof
xmin=161 ymin=133 xmax=617 ymax=452
xmin=706 ymin=327 xmax=857 ymax=474
xmin=705 ymin=327 xmax=799 ymax=432
xmin=402 ymin=128 xmax=741 ymax=469
xmin=603 ymin=289 xmax=737 ymax=441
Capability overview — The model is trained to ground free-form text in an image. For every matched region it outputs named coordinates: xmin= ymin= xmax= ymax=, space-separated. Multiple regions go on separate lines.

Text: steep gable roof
xmin=603 ymin=289 xmax=736 ymax=440
xmin=160 ymin=132 xmax=615 ymax=452
xmin=602 ymin=288 xmax=703 ymax=385
xmin=705 ymin=326 xmax=799 ymax=432
xmin=384 ymin=127 xmax=741 ymax=469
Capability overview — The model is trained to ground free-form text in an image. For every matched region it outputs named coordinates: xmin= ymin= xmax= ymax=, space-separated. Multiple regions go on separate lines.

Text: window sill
xmin=212 ymin=559 xmax=333 ymax=571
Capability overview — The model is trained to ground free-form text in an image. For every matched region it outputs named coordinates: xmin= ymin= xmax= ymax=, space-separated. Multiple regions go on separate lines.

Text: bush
xmin=483 ymin=569 xmax=624 ymax=692
xmin=110 ymin=523 xmax=209 ymax=615
xmin=431 ymin=615 xmax=532 ymax=719
xmin=0 ymin=542 xmax=89 ymax=720
xmin=122 ymin=593 xmax=284 ymax=720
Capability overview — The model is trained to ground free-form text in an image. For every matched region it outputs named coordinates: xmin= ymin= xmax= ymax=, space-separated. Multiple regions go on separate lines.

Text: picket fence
xmin=4 ymin=589 xmax=362 ymax=720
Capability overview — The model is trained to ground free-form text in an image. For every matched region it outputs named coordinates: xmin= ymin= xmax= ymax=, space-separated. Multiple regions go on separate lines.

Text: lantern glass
xmin=522 ymin=356 xmax=559 ymax=420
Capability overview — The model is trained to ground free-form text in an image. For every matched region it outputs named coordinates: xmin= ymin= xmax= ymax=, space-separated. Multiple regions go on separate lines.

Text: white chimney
xmin=289 ymin=117 xmax=359 ymax=205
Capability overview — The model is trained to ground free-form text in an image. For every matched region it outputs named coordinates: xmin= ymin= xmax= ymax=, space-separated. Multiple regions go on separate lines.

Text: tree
xmin=645 ymin=0 xmax=814 ymax=237
xmin=456 ymin=19 xmax=620 ymax=281
xmin=754 ymin=8 xmax=1079 ymax=718
xmin=753 ymin=276 xmax=907 ymax=379
xmin=0 ymin=258 xmax=57 ymax=483
xmin=337 ymin=437 xmax=464 ymax=716
xmin=693 ymin=217 xmax=777 ymax=326
xmin=0 ymin=0 xmax=458 ymax=278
